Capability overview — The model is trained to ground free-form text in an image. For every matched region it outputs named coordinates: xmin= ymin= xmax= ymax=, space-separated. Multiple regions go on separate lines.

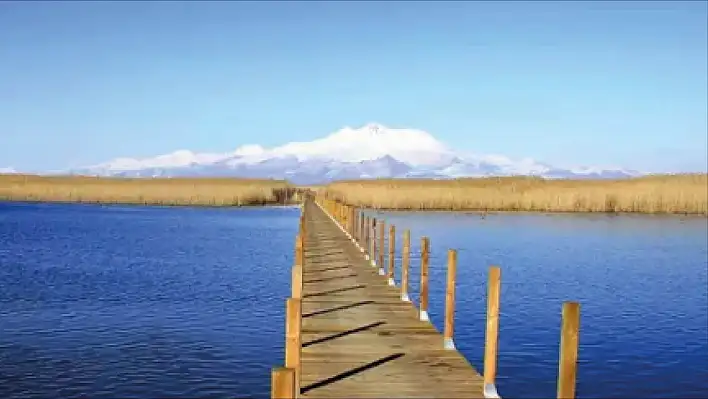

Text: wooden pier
xmin=271 ymin=195 xmax=581 ymax=399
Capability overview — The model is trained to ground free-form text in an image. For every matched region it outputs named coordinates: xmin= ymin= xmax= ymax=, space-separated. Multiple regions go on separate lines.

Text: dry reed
xmin=0 ymin=174 xmax=297 ymax=206
xmin=323 ymin=174 xmax=708 ymax=215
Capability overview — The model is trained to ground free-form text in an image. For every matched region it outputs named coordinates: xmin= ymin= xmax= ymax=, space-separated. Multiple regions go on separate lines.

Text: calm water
xmin=0 ymin=202 xmax=298 ymax=399
xmin=367 ymin=210 xmax=708 ymax=399
xmin=1 ymin=202 xmax=706 ymax=398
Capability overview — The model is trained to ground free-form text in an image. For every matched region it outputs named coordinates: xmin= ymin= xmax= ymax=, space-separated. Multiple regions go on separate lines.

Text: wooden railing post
xmin=401 ymin=229 xmax=411 ymax=302
xmin=483 ymin=266 xmax=501 ymax=399
xmin=371 ymin=218 xmax=377 ymax=267
xmin=420 ymin=237 xmax=430 ymax=321
xmin=364 ymin=216 xmax=370 ymax=260
xmin=285 ymin=298 xmax=302 ymax=395
xmin=346 ymin=205 xmax=350 ymax=235
xmin=443 ymin=249 xmax=457 ymax=349
xmin=387 ymin=224 xmax=396 ymax=286
xmin=271 ymin=367 xmax=296 ymax=399
xmin=378 ymin=220 xmax=385 ymax=276
xmin=340 ymin=203 xmax=344 ymax=226
xmin=359 ymin=211 xmax=365 ymax=243
xmin=299 ymin=212 xmax=305 ymax=237
xmin=342 ymin=204 xmax=346 ymax=231
xmin=292 ymin=265 xmax=303 ymax=299
xmin=295 ymin=234 xmax=304 ymax=269
xmin=557 ymin=302 xmax=580 ymax=399
xmin=339 ymin=203 xmax=349 ymax=228
xmin=354 ymin=210 xmax=359 ymax=241
xmin=368 ymin=216 xmax=372 ymax=260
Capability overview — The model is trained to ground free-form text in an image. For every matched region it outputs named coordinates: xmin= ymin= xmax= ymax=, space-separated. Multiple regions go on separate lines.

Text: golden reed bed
xmin=0 ymin=174 xmax=298 ymax=206
xmin=323 ymin=174 xmax=708 ymax=215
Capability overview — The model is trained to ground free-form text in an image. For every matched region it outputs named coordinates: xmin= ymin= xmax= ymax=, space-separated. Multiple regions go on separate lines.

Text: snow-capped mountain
xmin=0 ymin=167 xmax=17 ymax=174
xmin=65 ymin=123 xmax=642 ymax=184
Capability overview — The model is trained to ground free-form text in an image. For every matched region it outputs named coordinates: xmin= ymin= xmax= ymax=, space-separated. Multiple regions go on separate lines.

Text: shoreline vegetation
xmin=0 ymin=174 xmax=300 ymax=206
xmin=2 ymin=173 xmax=706 ymax=215
xmin=322 ymin=174 xmax=708 ymax=215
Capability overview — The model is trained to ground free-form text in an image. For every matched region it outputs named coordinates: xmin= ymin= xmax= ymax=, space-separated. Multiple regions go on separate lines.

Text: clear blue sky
xmin=1 ymin=1 xmax=706 ymax=172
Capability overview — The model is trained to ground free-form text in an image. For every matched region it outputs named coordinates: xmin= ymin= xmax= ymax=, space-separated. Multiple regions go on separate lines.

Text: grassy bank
xmin=323 ymin=174 xmax=708 ymax=215
xmin=0 ymin=174 xmax=298 ymax=206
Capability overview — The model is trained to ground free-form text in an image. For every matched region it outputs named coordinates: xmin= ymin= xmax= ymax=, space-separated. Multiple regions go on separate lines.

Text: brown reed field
xmin=323 ymin=174 xmax=708 ymax=215
xmin=0 ymin=174 xmax=297 ymax=206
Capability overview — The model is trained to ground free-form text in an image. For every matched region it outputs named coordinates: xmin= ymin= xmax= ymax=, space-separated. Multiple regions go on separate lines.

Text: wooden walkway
xmin=283 ymin=198 xmax=486 ymax=398
xmin=271 ymin=195 xmax=582 ymax=399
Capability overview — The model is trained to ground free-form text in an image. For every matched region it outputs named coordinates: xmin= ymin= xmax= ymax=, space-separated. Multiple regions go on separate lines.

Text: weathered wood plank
xmin=296 ymin=199 xmax=485 ymax=398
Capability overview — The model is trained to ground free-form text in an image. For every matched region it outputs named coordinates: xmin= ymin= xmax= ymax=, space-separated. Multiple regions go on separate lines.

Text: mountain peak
xmin=64 ymin=123 xmax=642 ymax=183
xmin=362 ymin=122 xmax=386 ymax=134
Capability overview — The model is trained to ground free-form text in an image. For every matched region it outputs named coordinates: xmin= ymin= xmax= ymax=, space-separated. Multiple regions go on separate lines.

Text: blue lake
xmin=1 ymin=202 xmax=706 ymax=398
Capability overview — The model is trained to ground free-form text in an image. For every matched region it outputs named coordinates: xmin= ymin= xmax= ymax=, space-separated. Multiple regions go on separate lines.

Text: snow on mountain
xmin=0 ymin=167 xmax=17 ymax=174
xmin=66 ymin=123 xmax=642 ymax=183
xmin=87 ymin=149 xmax=229 ymax=172
xmin=269 ymin=123 xmax=457 ymax=167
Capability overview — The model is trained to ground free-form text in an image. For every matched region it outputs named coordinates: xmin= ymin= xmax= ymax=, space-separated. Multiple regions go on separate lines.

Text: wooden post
xmin=360 ymin=211 xmax=365 ymax=244
xmin=271 ymin=367 xmax=296 ymax=399
xmin=420 ymin=237 xmax=430 ymax=321
xmin=401 ymin=229 xmax=411 ymax=302
xmin=483 ymin=266 xmax=501 ymax=399
xmin=557 ymin=302 xmax=580 ymax=399
xmin=367 ymin=216 xmax=372 ymax=259
xmin=353 ymin=207 xmax=357 ymax=238
xmin=299 ymin=212 xmax=305 ymax=237
xmin=378 ymin=220 xmax=385 ymax=276
xmin=340 ymin=203 xmax=344 ymax=226
xmin=387 ymin=224 xmax=396 ymax=286
xmin=343 ymin=204 xmax=347 ymax=229
xmin=285 ymin=298 xmax=302 ymax=394
xmin=295 ymin=234 xmax=304 ymax=268
xmin=357 ymin=211 xmax=362 ymax=243
xmin=371 ymin=218 xmax=377 ymax=267
xmin=364 ymin=216 xmax=370 ymax=259
xmin=346 ymin=205 xmax=350 ymax=234
xmin=291 ymin=265 xmax=302 ymax=299
xmin=355 ymin=210 xmax=359 ymax=242
xmin=443 ymin=249 xmax=457 ymax=350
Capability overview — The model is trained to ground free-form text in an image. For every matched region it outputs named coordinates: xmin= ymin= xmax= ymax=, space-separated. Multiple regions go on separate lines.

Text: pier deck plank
xmin=298 ymin=200 xmax=485 ymax=398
